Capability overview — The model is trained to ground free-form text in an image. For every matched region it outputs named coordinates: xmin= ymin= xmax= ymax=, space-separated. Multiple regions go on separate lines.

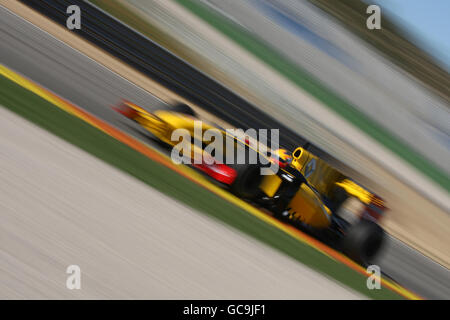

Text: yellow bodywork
xmin=260 ymin=174 xmax=332 ymax=228
xmin=291 ymin=147 xmax=378 ymax=206
xmin=291 ymin=147 xmax=344 ymax=198
xmin=287 ymin=184 xmax=331 ymax=227
xmin=259 ymin=174 xmax=282 ymax=197
xmin=120 ymin=101 xmax=366 ymax=229
xmin=259 ymin=146 xmax=384 ymax=228
xmin=122 ymin=101 xmax=220 ymax=160
xmin=122 ymin=101 xmax=270 ymax=164
xmin=336 ymin=179 xmax=372 ymax=205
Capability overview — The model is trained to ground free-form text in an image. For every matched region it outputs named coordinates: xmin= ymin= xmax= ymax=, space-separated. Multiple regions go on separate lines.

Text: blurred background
xmin=0 ymin=0 xmax=448 ymax=299
xmin=90 ymin=0 xmax=450 ymax=270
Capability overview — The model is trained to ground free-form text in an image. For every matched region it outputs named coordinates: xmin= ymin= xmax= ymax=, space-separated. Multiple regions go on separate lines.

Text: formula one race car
xmin=266 ymin=147 xmax=386 ymax=264
xmin=114 ymin=100 xmax=386 ymax=264
xmin=114 ymin=100 xmax=265 ymax=194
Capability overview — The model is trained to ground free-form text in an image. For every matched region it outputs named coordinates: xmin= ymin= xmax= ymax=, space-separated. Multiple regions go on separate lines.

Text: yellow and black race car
xmin=267 ymin=147 xmax=386 ymax=264
xmin=114 ymin=100 xmax=386 ymax=264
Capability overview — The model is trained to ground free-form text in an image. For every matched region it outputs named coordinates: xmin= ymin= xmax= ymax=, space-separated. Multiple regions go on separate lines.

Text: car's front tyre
xmin=340 ymin=219 xmax=385 ymax=266
xmin=229 ymin=163 xmax=262 ymax=199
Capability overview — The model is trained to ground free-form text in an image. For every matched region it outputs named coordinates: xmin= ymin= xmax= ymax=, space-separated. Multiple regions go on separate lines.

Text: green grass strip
xmin=0 ymin=74 xmax=403 ymax=299
xmin=174 ymin=0 xmax=449 ymax=192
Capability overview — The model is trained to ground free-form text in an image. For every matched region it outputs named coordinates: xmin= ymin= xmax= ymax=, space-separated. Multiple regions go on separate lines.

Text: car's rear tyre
xmin=340 ymin=219 xmax=385 ymax=265
xmin=229 ymin=163 xmax=262 ymax=199
xmin=171 ymin=103 xmax=196 ymax=116
xmin=331 ymin=185 xmax=349 ymax=212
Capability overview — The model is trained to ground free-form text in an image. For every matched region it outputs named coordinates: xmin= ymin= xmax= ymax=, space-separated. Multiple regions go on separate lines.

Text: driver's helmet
xmin=272 ymin=148 xmax=293 ymax=168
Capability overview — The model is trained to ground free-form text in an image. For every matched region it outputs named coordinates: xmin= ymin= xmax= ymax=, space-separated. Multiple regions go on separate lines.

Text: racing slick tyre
xmin=340 ymin=219 xmax=385 ymax=266
xmin=171 ymin=103 xmax=196 ymax=116
xmin=229 ymin=163 xmax=263 ymax=200
xmin=330 ymin=185 xmax=349 ymax=212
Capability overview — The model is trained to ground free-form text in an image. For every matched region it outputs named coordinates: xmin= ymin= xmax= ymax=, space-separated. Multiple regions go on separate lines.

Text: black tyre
xmin=340 ymin=219 xmax=385 ymax=265
xmin=331 ymin=185 xmax=349 ymax=212
xmin=229 ymin=163 xmax=263 ymax=199
xmin=171 ymin=103 xmax=196 ymax=116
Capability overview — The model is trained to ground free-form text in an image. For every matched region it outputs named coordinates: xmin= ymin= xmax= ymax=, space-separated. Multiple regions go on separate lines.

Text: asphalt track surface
xmin=204 ymin=0 xmax=450 ymax=174
xmin=0 ymin=6 xmax=449 ymax=299
xmin=0 ymin=106 xmax=365 ymax=299
xmin=117 ymin=0 xmax=450 ymax=266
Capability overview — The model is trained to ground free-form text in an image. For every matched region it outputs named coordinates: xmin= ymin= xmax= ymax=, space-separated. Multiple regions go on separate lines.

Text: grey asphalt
xmin=1 ymin=106 xmax=362 ymax=299
xmin=0 ymin=6 xmax=448 ymax=299
xmin=204 ymin=0 xmax=450 ymax=175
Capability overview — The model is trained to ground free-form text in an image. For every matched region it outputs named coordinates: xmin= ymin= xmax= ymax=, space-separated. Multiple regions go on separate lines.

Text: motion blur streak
xmin=0 ymin=105 xmax=364 ymax=299
xmin=0 ymin=64 xmax=422 ymax=300
xmin=1 ymin=1 xmax=448 ymax=299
